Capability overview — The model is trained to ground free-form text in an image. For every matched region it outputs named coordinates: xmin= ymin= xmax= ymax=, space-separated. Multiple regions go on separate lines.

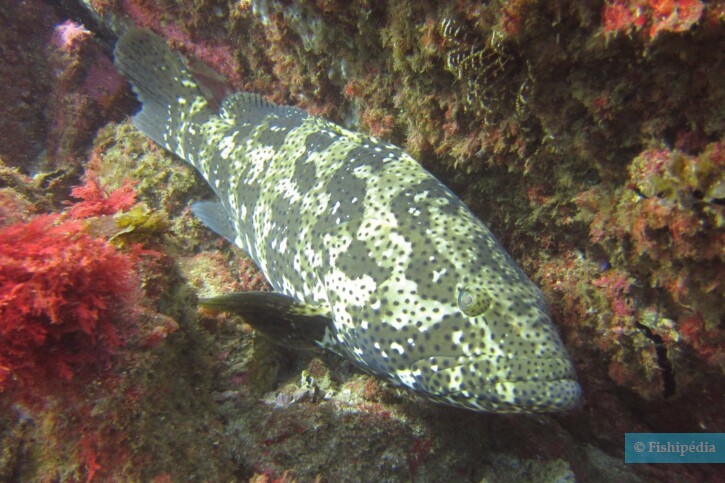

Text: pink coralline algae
xmin=45 ymin=19 xmax=128 ymax=167
xmin=119 ymin=0 xmax=241 ymax=86
xmin=83 ymin=56 xmax=128 ymax=111
xmin=52 ymin=20 xmax=92 ymax=54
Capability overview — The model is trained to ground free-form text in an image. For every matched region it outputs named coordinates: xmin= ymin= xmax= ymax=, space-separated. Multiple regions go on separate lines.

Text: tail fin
xmin=113 ymin=29 xmax=211 ymax=157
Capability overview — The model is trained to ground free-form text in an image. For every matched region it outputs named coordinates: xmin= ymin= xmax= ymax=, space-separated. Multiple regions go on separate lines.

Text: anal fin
xmin=191 ymin=201 xmax=237 ymax=242
xmin=199 ymin=292 xmax=333 ymax=350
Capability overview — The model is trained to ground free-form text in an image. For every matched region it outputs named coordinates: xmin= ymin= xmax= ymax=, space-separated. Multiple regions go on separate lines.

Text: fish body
xmin=114 ymin=29 xmax=580 ymax=412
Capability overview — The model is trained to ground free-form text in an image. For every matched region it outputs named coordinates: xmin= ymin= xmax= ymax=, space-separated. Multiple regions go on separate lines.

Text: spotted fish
xmin=114 ymin=29 xmax=580 ymax=413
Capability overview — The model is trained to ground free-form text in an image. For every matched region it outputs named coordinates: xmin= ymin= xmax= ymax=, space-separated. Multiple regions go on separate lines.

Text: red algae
xmin=601 ymin=0 xmax=705 ymax=39
xmin=648 ymin=0 xmax=704 ymax=39
xmin=66 ymin=176 xmax=137 ymax=219
xmin=602 ymin=1 xmax=646 ymax=34
xmin=0 ymin=167 xmax=225 ymax=480
xmin=0 ymin=214 xmax=139 ymax=391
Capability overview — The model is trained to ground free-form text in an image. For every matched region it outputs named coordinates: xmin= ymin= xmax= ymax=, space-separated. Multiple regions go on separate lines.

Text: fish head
xmin=330 ymin=211 xmax=583 ymax=413
xmin=399 ymin=269 xmax=581 ymax=412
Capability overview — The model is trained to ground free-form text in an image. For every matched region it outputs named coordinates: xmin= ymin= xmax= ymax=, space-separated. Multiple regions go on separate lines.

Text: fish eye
xmin=457 ymin=285 xmax=491 ymax=317
xmin=458 ymin=290 xmax=474 ymax=309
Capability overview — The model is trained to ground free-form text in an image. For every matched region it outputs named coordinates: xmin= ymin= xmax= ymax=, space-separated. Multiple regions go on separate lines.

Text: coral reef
xmin=1 ymin=0 xmax=722 ymax=481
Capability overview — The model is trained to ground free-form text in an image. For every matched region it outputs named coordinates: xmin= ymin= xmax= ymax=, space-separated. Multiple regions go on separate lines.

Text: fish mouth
xmin=446 ymin=377 xmax=582 ymax=413
xmin=409 ymin=355 xmax=581 ymax=412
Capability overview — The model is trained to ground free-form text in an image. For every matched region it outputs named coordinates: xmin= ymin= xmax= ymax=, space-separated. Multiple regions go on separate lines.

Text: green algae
xmin=90 ymin=121 xmax=209 ymax=216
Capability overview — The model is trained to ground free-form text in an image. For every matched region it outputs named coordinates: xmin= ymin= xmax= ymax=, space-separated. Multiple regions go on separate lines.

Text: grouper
xmin=114 ymin=28 xmax=581 ymax=413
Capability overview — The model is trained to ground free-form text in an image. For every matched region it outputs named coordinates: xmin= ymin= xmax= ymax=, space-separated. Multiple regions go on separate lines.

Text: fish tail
xmin=113 ymin=29 xmax=211 ymax=159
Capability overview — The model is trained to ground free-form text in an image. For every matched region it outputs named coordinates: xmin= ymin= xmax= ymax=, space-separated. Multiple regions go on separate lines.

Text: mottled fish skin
xmin=114 ymin=29 xmax=581 ymax=413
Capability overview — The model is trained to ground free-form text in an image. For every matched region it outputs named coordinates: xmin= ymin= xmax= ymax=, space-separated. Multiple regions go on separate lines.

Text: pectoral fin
xmin=199 ymin=291 xmax=333 ymax=350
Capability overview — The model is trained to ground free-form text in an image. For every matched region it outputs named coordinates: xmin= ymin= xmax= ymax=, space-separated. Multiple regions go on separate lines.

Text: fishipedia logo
xmin=625 ymin=433 xmax=724 ymax=463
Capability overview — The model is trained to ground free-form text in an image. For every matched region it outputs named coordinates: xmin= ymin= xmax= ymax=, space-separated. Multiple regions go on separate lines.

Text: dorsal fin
xmin=219 ymin=92 xmax=310 ymax=125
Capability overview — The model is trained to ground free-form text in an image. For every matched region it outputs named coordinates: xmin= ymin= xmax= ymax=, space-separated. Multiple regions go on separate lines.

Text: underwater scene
xmin=0 ymin=0 xmax=722 ymax=481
